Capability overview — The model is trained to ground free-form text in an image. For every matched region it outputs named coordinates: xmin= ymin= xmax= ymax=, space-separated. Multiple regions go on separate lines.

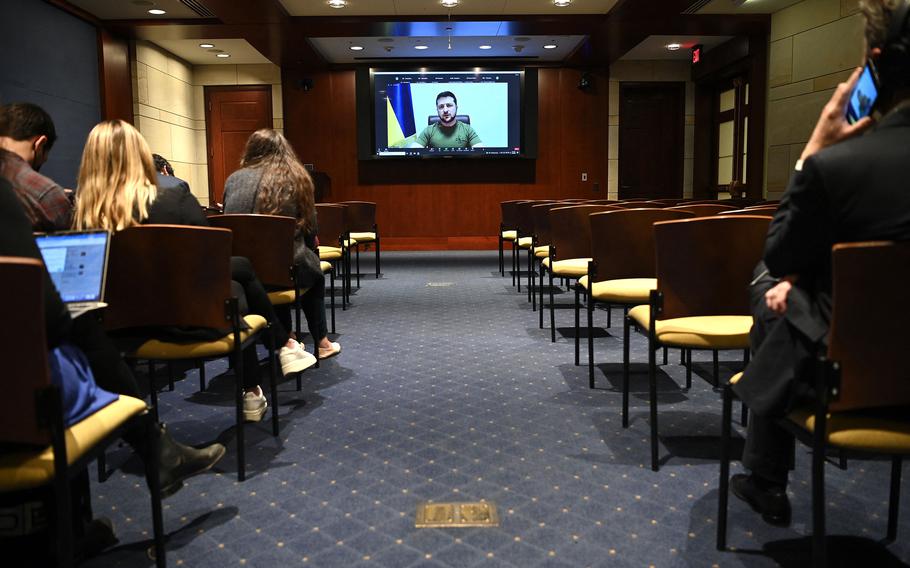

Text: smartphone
xmin=845 ymin=61 xmax=880 ymax=124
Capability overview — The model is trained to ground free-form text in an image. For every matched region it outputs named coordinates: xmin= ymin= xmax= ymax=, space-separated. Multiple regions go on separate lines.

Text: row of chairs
xmin=499 ymin=199 xmax=910 ymax=565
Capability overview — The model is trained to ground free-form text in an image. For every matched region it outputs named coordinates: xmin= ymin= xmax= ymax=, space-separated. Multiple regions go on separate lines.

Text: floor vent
xmin=415 ymin=502 xmax=499 ymax=528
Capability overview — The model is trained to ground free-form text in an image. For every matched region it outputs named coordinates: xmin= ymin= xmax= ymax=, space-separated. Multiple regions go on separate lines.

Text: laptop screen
xmin=35 ymin=231 xmax=110 ymax=303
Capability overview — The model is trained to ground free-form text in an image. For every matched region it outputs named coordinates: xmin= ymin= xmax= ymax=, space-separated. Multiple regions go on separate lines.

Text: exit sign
xmin=691 ymin=44 xmax=703 ymax=64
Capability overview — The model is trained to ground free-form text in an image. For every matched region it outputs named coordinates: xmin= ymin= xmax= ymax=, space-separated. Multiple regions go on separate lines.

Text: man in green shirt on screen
xmin=411 ymin=91 xmax=483 ymax=149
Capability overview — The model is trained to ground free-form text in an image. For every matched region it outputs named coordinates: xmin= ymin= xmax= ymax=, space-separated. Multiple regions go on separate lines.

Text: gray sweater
xmin=222 ymin=167 xmax=318 ymax=269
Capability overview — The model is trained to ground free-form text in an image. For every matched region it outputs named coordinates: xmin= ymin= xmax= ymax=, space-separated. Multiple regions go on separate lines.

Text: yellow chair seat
xmin=517 ymin=237 xmax=534 ymax=248
xmin=321 ymin=261 xmax=333 ymax=273
xmin=502 ymin=230 xmax=517 ymax=241
xmin=268 ymin=289 xmax=295 ymax=305
xmin=349 ymin=231 xmax=376 ymax=242
xmin=0 ymin=395 xmax=147 ymax=491
xmin=628 ymin=305 xmax=751 ymax=349
xmin=542 ymin=257 xmax=592 ymax=277
xmin=319 ymin=246 xmax=342 ymax=261
xmin=788 ymin=408 xmax=910 ymax=454
xmin=578 ymin=277 xmax=656 ymax=303
xmin=534 ymin=245 xmax=549 ymax=258
xmin=131 ymin=315 xmax=268 ymax=359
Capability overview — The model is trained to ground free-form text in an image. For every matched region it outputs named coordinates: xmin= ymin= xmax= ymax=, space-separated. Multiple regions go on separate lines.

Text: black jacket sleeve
xmin=0 ymin=177 xmax=72 ymax=347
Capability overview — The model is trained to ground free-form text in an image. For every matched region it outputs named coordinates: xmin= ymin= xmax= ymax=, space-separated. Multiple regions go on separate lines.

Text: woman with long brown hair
xmin=73 ymin=119 xmax=315 ymax=422
xmin=223 ymin=129 xmax=341 ymax=359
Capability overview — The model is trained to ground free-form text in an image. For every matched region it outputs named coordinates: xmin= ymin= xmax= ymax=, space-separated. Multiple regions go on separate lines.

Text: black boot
xmin=156 ymin=425 xmax=226 ymax=497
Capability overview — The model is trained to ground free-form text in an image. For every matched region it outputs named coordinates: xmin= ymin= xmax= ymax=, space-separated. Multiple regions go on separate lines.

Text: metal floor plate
xmin=415 ymin=501 xmax=500 ymax=528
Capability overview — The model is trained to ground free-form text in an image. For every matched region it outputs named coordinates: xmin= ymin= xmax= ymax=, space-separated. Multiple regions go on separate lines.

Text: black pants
xmin=230 ymin=256 xmax=291 ymax=388
xmin=741 ymin=262 xmax=795 ymax=487
xmin=274 ymin=273 xmax=328 ymax=348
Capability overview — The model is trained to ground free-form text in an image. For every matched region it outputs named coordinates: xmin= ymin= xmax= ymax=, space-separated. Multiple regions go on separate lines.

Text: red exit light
xmin=691 ymin=44 xmax=703 ymax=64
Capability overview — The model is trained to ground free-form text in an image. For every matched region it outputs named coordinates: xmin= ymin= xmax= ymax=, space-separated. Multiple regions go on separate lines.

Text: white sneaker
xmin=318 ymin=341 xmax=342 ymax=360
xmin=279 ymin=341 xmax=318 ymax=376
xmin=243 ymin=387 xmax=268 ymax=422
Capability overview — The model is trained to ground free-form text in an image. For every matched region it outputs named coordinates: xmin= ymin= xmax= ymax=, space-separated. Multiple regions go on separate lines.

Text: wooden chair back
xmin=515 ymin=200 xmax=554 ymax=237
xmin=828 ymin=241 xmax=910 ymax=411
xmin=316 ymin=203 xmax=348 ymax=247
xmin=500 ymin=200 xmax=525 ymax=230
xmin=549 ymin=205 xmax=616 ymax=260
xmin=652 ymin=216 xmax=771 ymax=319
xmin=720 ymin=208 xmax=776 ymax=217
xmin=0 ymin=257 xmax=51 ymax=445
xmin=589 ymin=209 xmax=694 ymax=281
xmin=340 ymin=201 xmax=376 ymax=232
xmin=104 ymin=225 xmax=233 ymax=331
xmin=667 ymin=203 xmax=738 ymax=217
xmin=613 ymin=201 xmax=660 ymax=209
xmin=208 ymin=214 xmax=296 ymax=288
xmin=531 ymin=202 xmax=560 ymax=245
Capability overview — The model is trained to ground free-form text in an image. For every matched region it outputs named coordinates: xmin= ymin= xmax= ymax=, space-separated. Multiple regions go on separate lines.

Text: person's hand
xmin=800 ymin=66 xmax=875 ymax=161
xmin=765 ymin=279 xmax=794 ymax=315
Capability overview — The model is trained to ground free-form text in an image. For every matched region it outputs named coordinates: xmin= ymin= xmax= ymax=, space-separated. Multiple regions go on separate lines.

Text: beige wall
xmin=765 ymin=0 xmax=863 ymax=198
xmin=608 ymin=60 xmax=696 ymax=200
xmin=132 ymin=41 xmax=283 ymax=205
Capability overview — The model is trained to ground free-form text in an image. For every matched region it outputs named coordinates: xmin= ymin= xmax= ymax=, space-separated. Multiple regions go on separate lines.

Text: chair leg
xmin=685 ymin=349 xmax=692 ymax=390
xmin=717 ymin=383 xmax=733 ymax=550
xmin=680 ymin=349 xmax=685 ymax=365
xmin=355 ymin=245 xmax=361 ymax=289
xmin=574 ymin=286 xmax=581 ymax=366
xmin=235 ymin=350 xmax=245 ymax=482
xmin=144 ymin=413 xmax=167 ymax=568
xmin=713 ymin=349 xmax=720 ymax=386
xmin=622 ymin=314 xmax=631 ymax=428
xmin=97 ymin=453 xmax=108 ymax=482
xmin=588 ymin=297 xmax=595 ymax=389
xmin=649 ymin=335 xmax=660 ymax=471
xmin=499 ymin=235 xmax=504 ymax=276
xmin=539 ymin=264 xmax=546 ymax=329
xmin=148 ymin=361 xmax=159 ymax=423
xmin=549 ymin=271 xmax=556 ymax=342
xmin=740 ymin=402 xmax=748 ymax=427
xmin=887 ymin=457 xmax=902 ymax=542
xmin=329 ymin=270 xmax=336 ymax=334
xmin=198 ymin=359 xmax=206 ymax=392
xmin=54 ymin=454 xmax=74 ymax=568
xmin=268 ymin=343 xmax=279 ymax=437
xmin=375 ymin=236 xmax=380 ymax=278
xmin=662 ymin=346 xmax=668 ymax=366
xmin=607 ymin=304 xmax=612 ymax=328
xmin=517 ymin=248 xmax=522 ymax=294
xmin=811 ymin=412 xmax=828 ymax=567
xmin=526 ymin=248 xmax=533 ymax=303
xmin=531 ymin=259 xmax=537 ymax=312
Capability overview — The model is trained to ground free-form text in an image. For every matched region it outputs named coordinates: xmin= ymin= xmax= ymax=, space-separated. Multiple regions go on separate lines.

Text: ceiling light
xmin=350 ymin=45 xmax=363 ymax=51
xmin=553 ymin=0 xmax=571 ymax=6
xmin=414 ymin=45 xmax=429 ymax=50
xmin=216 ymin=53 xmax=231 ymax=58
xmin=147 ymin=8 xmax=166 ymax=15
xmin=479 ymin=45 xmax=492 ymax=50
xmin=441 ymin=0 xmax=459 ymax=6
xmin=543 ymin=44 xmax=558 ymax=49
xmin=199 ymin=43 xmax=215 ymax=48
xmin=666 ymin=43 xmax=681 ymax=51
xmin=327 ymin=0 xmax=346 ymax=8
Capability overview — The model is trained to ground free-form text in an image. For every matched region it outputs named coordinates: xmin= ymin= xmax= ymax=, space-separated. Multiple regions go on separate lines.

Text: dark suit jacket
xmin=734 ymin=106 xmax=910 ymax=416
xmin=149 ymin=174 xmax=209 ymax=227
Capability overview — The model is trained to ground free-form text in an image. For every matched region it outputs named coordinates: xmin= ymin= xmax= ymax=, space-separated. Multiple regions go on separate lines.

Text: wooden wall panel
xmin=98 ymin=29 xmax=134 ymax=123
xmin=282 ymin=67 xmax=609 ymax=249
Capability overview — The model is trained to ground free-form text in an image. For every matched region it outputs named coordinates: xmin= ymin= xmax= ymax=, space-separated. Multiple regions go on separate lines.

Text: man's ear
xmin=32 ymin=134 xmax=49 ymax=155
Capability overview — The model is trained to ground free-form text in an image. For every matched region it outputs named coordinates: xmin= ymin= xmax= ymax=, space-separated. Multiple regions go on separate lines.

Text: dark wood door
xmin=618 ymin=82 xmax=685 ymax=200
xmin=205 ymin=86 xmax=272 ymax=204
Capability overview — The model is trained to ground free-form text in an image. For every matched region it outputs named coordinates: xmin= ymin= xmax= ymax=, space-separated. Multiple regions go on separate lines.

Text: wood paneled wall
xmin=282 ymin=68 xmax=609 ymax=249
xmin=98 ymin=29 xmax=134 ymax=124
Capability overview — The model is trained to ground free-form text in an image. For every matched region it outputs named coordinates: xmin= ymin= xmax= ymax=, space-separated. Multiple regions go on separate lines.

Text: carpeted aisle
xmin=85 ymin=251 xmax=909 ymax=567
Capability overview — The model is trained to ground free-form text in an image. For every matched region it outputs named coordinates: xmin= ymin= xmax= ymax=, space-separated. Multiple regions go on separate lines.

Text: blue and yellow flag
xmin=386 ymin=83 xmax=416 ymax=147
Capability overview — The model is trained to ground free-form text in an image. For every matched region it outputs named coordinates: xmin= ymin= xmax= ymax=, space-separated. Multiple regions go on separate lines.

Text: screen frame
xmin=356 ymin=65 xmax=537 ymax=161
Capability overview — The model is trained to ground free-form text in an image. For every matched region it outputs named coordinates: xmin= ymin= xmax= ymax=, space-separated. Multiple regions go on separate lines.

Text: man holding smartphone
xmin=730 ymin=0 xmax=910 ymax=527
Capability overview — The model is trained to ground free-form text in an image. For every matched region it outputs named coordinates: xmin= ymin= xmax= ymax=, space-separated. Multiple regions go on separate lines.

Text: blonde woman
xmin=224 ymin=129 xmax=341 ymax=360
xmin=74 ymin=120 xmax=314 ymax=421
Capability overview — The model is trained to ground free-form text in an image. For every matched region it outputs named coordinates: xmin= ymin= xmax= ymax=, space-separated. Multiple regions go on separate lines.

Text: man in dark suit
xmin=152 ymin=153 xmax=191 ymax=194
xmin=731 ymin=0 xmax=910 ymax=526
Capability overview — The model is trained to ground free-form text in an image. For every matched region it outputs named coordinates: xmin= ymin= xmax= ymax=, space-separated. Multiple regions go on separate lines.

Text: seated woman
xmin=223 ymin=129 xmax=341 ymax=360
xmin=72 ymin=120 xmax=312 ymax=422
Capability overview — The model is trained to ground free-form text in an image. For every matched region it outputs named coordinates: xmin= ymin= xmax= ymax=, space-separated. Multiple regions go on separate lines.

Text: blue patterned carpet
xmin=84 ymin=251 xmax=909 ymax=567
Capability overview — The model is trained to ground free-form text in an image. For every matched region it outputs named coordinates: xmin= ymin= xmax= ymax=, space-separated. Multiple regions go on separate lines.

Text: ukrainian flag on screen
xmin=386 ymin=83 xmax=416 ymax=147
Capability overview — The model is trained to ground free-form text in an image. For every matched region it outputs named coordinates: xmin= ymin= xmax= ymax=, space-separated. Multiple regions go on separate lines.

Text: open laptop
xmin=35 ymin=230 xmax=111 ymax=318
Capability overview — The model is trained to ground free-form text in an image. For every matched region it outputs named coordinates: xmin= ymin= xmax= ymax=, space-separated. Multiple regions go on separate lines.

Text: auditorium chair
xmin=341 ymin=201 xmax=381 ymax=281
xmin=0 ymin=257 xmax=165 ymax=567
xmin=720 ymin=206 xmax=778 ymax=216
xmin=499 ymin=200 xmax=523 ymax=278
xmin=577 ymin=208 xmax=694 ymax=387
xmin=513 ymin=200 xmax=544 ymax=297
xmin=625 ymin=215 xmax=770 ymax=471
xmin=717 ymin=241 xmax=910 ymax=567
xmin=543 ymin=205 xmax=615 ymax=342
xmin=530 ymin=202 xmax=562 ymax=313
xmin=103 ymin=225 xmax=279 ymax=481
xmin=666 ymin=203 xmax=738 ymax=217
xmin=316 ymin=203 xmax=352 ymax=310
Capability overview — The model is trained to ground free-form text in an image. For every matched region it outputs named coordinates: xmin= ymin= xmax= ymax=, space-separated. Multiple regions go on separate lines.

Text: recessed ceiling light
xmin=553 ymin=0 xmax=571 ymax=6
xmin=216 ymin=53 xmax=231 ymax=58
xmin=147 ymin=8 xmax=166 ymax=15
xmin=350 ymin=45 xmax=364 ymax=51
xmin=199 ymin=43 xmax=215 ymax=48
xmin=441 ymin=0 xmax=459 ymax=6
xmin=666 ymin=43 xmax=681 ymax=51
xmin=479 ymin=45 xmax=492 ymax=50
xmin=327 ymin=0 xmax=346 ymax=8
xmin=414 ymin=45 xmax=429 ymax=50
xmin=543 ymin=44 xmax=558 ymax=49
